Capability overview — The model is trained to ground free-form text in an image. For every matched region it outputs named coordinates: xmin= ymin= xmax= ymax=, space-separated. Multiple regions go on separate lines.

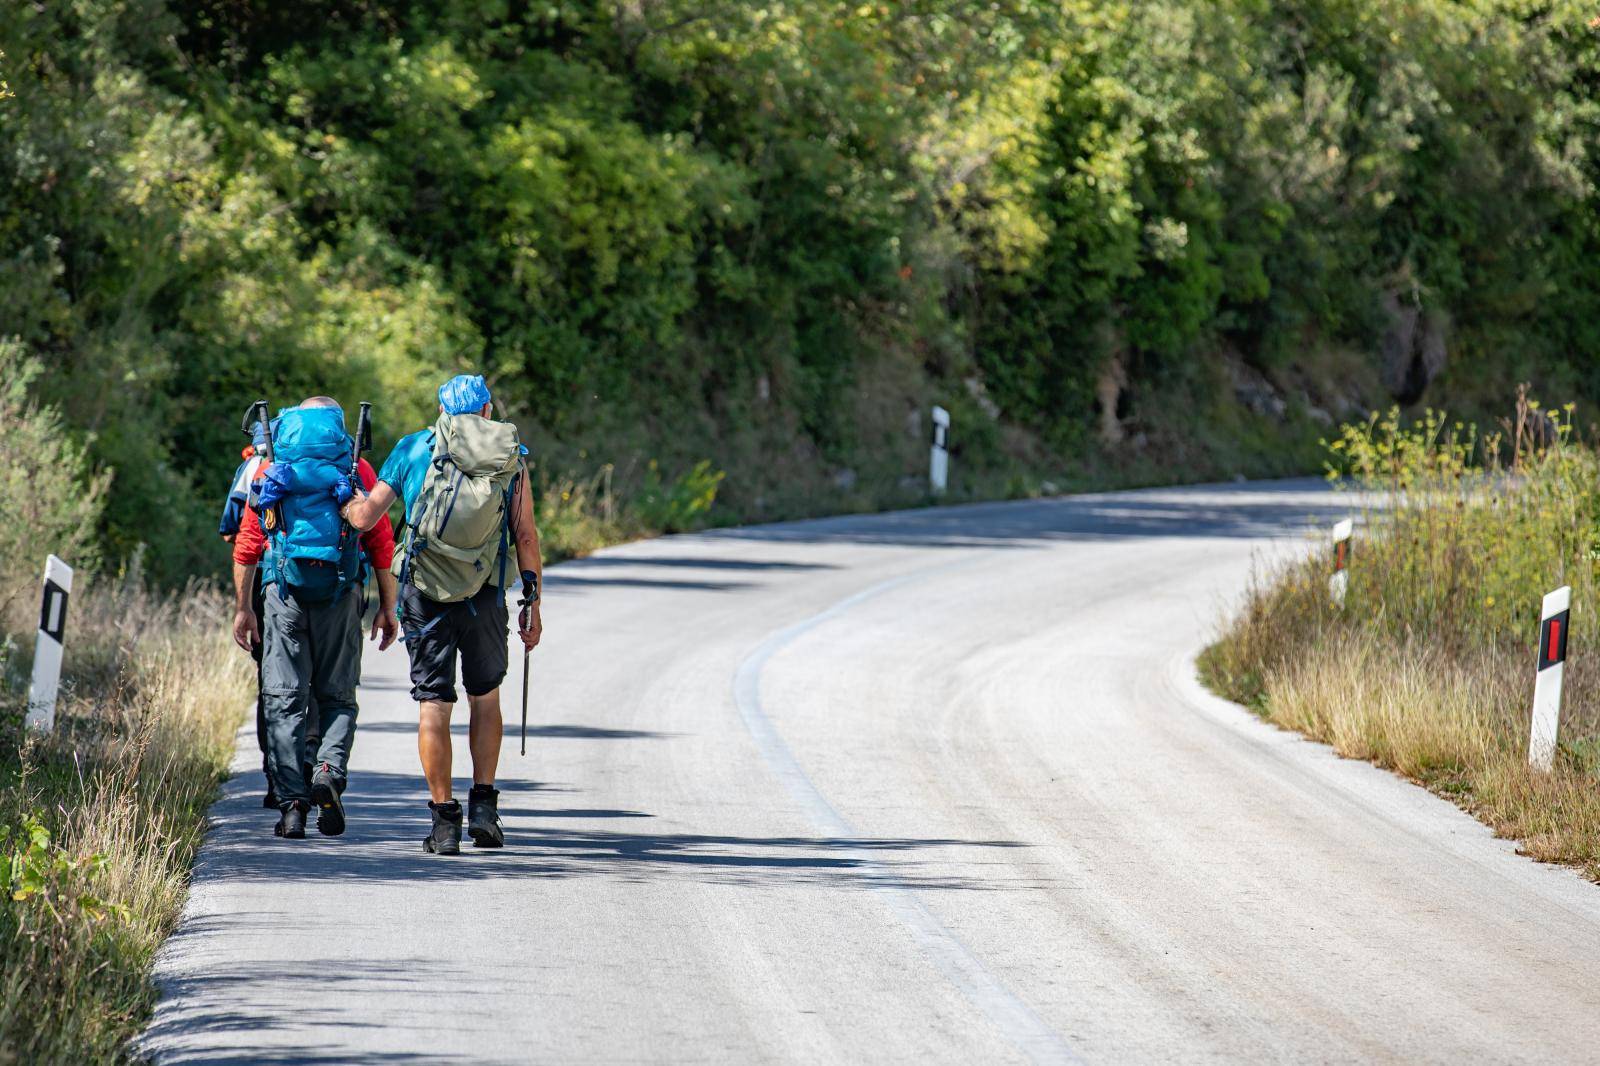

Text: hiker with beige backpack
xmin=341 ymin=374 xmax=544 ymax=854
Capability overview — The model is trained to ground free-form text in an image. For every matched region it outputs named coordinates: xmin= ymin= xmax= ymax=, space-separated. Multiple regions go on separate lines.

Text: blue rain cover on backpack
xmin=267 ymin=406 xmax=359 ymax=602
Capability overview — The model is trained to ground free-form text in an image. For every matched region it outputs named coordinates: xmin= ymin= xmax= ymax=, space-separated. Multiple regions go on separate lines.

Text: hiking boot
xmin=467 ymin=784 xmax=503 ymax=849
xmin=274 ymin=800 xmax=308 ymax=839
xmin=424 ymin=800 xmax=462 ymax=855
xmin=310 ymin=764 xmax=346 ymax=837
xmin=262 ymin=787 xmax=278 ymax=809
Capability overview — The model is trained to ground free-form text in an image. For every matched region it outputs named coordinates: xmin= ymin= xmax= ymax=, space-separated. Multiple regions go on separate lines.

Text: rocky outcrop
xmin=1096 ymin=353 xmax=1127 ymax=445
xmin=1379 ymin=289 xmax=1449 ymax=405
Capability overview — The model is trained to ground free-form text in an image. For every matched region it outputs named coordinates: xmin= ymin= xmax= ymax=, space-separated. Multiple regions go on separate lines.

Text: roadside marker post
xmin=1529 ymin=585 xmax=1571 ymax=772
xmin=1329 ymin=518 xmax=1353 ymax=608
xmin=26 ymin=555 xmax=73 ymax=733
xmin=929 ymin=405 xmax=950 ymax=495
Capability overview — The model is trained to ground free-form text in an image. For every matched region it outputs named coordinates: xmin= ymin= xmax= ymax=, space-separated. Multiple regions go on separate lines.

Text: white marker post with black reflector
xmin=26 ymin=555 xmax=73 ymax=733
xmin=1529 ymin=584 xmax=1570 ymax=772
xmin=929 ymin=405 xmax=950 ymax=495
xmin=1329 ymin=518 xmax=1353 ymax=608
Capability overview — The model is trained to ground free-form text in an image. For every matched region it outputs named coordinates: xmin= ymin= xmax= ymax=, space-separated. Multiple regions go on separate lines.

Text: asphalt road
xmin=144 ymin=480 xmax=1600 ymax=1064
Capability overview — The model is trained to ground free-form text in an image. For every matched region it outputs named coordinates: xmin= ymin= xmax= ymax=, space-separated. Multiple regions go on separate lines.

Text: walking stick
xmin=518 ymin=573 xmax=537 ymax=757
xmin=241 ymin=399 xmax=281 ymax=530
xmin=350 ymin=401 xmax=373 ymax=482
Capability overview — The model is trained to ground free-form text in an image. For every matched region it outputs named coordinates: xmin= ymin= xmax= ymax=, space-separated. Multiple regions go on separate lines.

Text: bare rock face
xmin=1379 ymin=289 xmax=1448 ymax=405
xmin=1300 ymin=391 xmax=1334 ymax=426
xmin=963 ymin=376 xmax=1000 ymax=419
xmin=1096 ymin=354 xmax=1127 ymax=445
xmin=1419 ymin=310 xmax=1449 ymax=389
xmin=1228 ymin=359 xmax=1287 ymax=420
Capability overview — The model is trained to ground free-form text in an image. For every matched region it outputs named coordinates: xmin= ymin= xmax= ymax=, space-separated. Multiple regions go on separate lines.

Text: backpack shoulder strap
xmin=496 ymin=462 xmax=524 ymax=592
xmin=397 ymin=448 xmax=450 ymax=589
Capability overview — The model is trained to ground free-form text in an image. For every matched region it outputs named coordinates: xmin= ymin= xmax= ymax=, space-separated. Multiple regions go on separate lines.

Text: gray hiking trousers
xmin=261 ymin=584 xmax=361 ymax=807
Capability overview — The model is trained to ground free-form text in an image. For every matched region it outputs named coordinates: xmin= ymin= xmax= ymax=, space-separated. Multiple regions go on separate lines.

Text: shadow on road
xmin=352 ymin=721 xmax=675 ymax=741
xmin=194 ymin=770 xmax=1029 ymax=894
xmin=561 ymin=555 xmax=839 ymax=572
xmin=155 ymin=1051 xmax=449 ymax=1066
xmin=146 ymin=957 xmax=481 ymax=1065
xmin=544 ymin=575 xmax=758 ymax=593
xmin=707 ymin=478 xmax=1346 ymax=550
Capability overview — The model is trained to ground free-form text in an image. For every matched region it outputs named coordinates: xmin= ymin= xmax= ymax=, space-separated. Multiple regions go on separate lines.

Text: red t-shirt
xmin=233 ymin=457 xmax=395 ymax=570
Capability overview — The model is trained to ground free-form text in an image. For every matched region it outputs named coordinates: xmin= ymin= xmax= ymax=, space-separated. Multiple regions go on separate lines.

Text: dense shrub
xmin=2 ymin=2 xmax=1597 ymax=579
xmin=0 ymin=341 xmax=108 ymax=614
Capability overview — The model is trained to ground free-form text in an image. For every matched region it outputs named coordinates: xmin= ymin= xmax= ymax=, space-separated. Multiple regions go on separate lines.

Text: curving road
xmin=145 ymin=480 xmax=1600 ymax=1064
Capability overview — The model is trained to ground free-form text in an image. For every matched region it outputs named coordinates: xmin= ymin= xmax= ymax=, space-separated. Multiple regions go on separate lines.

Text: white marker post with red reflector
xmin=929 ymin=405 xmax=950 ymax=495
xmin=26 ymin=555 xmax=73 ymax=733
xmin=1329 ymin=518 xmax=1353 ymax=608
xmin=1529 ymin=584 xmax=1570 ymax=772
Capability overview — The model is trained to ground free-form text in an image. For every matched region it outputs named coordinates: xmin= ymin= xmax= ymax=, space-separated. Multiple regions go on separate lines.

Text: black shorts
xmin=399 ymin=582 xmax=510 ymax=704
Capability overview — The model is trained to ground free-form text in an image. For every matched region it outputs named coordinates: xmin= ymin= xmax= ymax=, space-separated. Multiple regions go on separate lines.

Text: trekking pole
xmin=242 ymin=399 xmax=281 ymax=530
xmin=240 ymin=399 xmax=267 ymax=440
xmin=351 ymin=401 xmax=372 ymax=475
xmin=518 ymin=574 xmax=536 ymax=756
xmin=347 ymin=400 xmax=372 ymax=521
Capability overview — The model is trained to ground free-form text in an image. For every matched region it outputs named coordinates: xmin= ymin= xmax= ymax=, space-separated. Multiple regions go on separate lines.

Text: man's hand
xmin=233 ymin=608 xmax=260 ymax=652
xmin=342 ymin=480 xmax=396 ymax=533
xmin=370 ymin=606 xmax=398 ymax=651
xmin=338 ymin=485 xmax=367 ymax=524
xmin=518 ymin=600 xmax=542 ymax=651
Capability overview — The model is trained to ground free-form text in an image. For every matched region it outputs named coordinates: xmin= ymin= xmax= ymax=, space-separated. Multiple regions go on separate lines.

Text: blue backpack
xmin=266 ymin=406 xmax=360 ymax=603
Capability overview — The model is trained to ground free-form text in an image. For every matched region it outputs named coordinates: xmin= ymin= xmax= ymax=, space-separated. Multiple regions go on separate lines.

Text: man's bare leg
xmin=418 ymin=700 xmax=455 ymax=803
xmin=467 ymin=690 xmax=502 ymax=787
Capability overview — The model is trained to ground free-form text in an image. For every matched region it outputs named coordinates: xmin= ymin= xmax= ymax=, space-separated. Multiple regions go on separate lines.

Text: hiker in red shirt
xmin=233 ymin=406 xmax=399 ymax=838
xmin=232 ymin=455 xmax=397 ymax=587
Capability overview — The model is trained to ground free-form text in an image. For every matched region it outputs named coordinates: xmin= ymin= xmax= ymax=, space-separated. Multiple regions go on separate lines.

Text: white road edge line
xmin=733 ymin=561 xmax=1082 ymax=1066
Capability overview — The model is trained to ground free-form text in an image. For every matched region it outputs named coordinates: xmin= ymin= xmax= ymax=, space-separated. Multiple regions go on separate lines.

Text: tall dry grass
xmin=0 ymin=573 xmax=251 ymax=1064
xmin=1202 ymin=392 xmax=1600 ymax=879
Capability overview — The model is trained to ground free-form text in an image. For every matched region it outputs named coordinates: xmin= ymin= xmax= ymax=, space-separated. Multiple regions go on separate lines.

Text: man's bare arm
xmin=511 ymin=466 xmax=542 ymax=650
xmin=376 ymin=566 xmax=398 ymax=613
xmin=511 ymin=466 xmax=542 ymax=581
xmin=231 ymin=562 xmax=259 ymax=652
xmin=233 ymin=561 xmax=254 ymax=612
xmin=369 ymin=567 xmax=399 ymax=651
xmin=343 ymin=480 xmax=397 ymax=532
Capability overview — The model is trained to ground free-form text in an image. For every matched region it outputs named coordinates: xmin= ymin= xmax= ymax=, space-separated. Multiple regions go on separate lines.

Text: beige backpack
xmin=400 ymin=412 xmax=523 ymax=603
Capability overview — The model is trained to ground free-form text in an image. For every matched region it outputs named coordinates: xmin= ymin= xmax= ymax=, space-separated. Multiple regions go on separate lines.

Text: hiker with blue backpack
xmin=231 ymin=396 xmax=399 ymax=839
xmin=341 ymin=374 xmax=543 ymax=855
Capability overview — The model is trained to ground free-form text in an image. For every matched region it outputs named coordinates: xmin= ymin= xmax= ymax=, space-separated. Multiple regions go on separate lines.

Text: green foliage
xmin=3 ymin=1 xmax=1599 ymax=580
xmin=636 ymin=460 xmax=726 ymax=534
xmin=1322 ymin=393 xmax=1597 ymax=652
xmin=0 ymin=341 xmax=109 ymax=612
xmin=1212 ymin=391 xmax=1600 ymax=711
xmin=533 ymin=464 xmax=631 ymax=563
xmin=2 ymin=815 xmax=125 ymax=925
xmin=977 ymin=0 xmax=1600 ymax=424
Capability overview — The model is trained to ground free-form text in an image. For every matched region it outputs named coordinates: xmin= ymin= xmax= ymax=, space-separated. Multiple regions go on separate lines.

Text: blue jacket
xmin=219 ymin=453 xmax=264 ymax=538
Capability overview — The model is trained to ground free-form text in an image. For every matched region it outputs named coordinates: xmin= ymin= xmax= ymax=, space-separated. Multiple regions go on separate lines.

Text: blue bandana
xmin=438 ymin=374 xmax=493 ymax=415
